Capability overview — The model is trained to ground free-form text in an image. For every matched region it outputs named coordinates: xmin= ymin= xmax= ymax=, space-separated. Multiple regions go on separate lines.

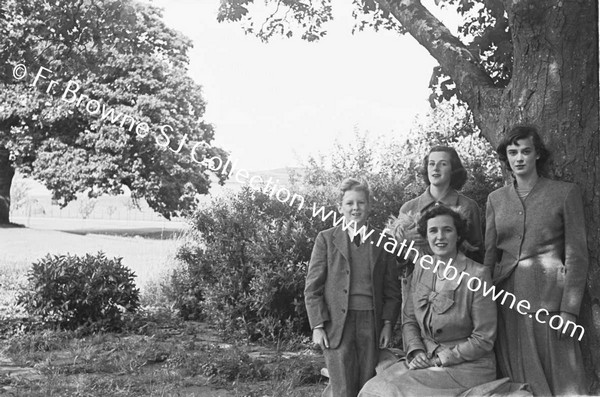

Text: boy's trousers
xmin=323 ymin=309 xmax=378 ymax=397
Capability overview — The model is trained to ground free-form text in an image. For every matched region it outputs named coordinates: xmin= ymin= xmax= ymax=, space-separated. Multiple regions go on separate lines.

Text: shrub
xmin=18 ymin=252 xmax=140 ymax=331
xmin=172 ymin=187 xmax=327 ymax=342
xmin=162 ymin=260 xmax=204 ymax=321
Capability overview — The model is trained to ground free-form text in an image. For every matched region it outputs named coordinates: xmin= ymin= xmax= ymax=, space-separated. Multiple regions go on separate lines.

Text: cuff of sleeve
xmin=559 ymin=306 xmax=580 ymax=317
xmin=405 ymin=343 xmax=426 ymax=359
xmin=437 ymin=349 xmax=452 ymax=366
xmin=313 ymin=324 xmax=324 ymax=330
xmin=437 ymin=348 xmax=463 ymax=367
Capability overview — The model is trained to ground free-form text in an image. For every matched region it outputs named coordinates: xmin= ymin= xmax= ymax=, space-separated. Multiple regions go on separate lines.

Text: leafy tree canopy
xmin=0 ymin=0 xmax=228 ymax=219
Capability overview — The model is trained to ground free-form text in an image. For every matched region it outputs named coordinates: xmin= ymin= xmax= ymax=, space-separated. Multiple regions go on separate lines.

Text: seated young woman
xmin=359 ymin=205 xmax=497 ymax=397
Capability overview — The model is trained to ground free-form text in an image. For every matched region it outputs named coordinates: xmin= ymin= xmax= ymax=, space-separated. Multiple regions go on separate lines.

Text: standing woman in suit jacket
xmin=484 ymin=125 xmax=589 ymax=395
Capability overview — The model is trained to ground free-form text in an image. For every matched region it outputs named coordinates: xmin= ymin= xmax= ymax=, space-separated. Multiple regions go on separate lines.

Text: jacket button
xmin=342 ymin=309 xmax=346 ymax=313
xmin=346 ymin=270 xmax=350 ymax=275
xmin=343 ymin=289 xmax=348 ymax=294
xmin=518 ymin=211 xmax=523 ymax=215
xmin=436 ymin=329 xmax=442 ymax=334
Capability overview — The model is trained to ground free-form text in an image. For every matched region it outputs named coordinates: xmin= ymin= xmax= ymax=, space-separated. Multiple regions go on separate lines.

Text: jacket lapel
xmin=333 ymin=225 xmax=351 ymax=267
xmin=420 ymin=253 xmax=469 ymax=291
xmin=368 ymin=229 xmax=382 ymax=274
xmin=364 ymin=237 xmax=381 ymax=274
xmin=444 ymin=253 xmax=469 ymax=291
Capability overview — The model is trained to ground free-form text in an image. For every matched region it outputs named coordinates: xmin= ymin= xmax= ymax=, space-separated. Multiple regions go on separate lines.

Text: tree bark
xmin=378 ymin=0 xmax=600 ymax=389
xmin=0 ymin=147 xmax=15 ymax=224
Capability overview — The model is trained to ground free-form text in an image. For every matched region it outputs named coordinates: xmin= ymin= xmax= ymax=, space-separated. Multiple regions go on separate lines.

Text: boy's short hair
xmin=338 ymin=178 xmax=371 ymax=203
xmin=420 ymin=146 xmax=468 ymax=190
xmin=417 ymin=205 xmax=467 ymax=247
xmin=496 ymin=125 xmax=550 ymax=175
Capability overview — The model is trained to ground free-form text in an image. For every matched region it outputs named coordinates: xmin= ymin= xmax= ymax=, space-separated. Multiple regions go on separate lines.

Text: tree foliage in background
xmin=0 ymin=0 xmax=228 ymax=224
xmin=219 ymin=0 xmax=599 ymax=385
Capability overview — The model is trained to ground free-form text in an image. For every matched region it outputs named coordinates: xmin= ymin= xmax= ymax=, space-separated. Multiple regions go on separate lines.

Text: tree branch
xmin=376 ymin=0 xmax=504 ymax=135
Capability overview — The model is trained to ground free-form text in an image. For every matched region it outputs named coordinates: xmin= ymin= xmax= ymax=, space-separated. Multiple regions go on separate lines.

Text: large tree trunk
xmin=378 ymin=0 xmax=599 ymax=390
xmin=504 ymin=1 xmax=600 ymax=387
xmin=0 ymin=148 xmax=14 ymax=224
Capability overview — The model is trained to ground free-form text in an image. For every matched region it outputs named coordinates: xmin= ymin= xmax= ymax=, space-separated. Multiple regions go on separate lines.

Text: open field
xmin=1 ymin=218 xmax=187 ymax=289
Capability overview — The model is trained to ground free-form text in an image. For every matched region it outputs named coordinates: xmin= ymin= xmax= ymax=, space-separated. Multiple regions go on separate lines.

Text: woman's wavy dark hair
xmin=420 ymin=146 xmax=468 ymax=190
xmin=496 ymin=125 xmax=550 ymax=175
xmin=417 ymin=205 xmax=467 ymax=248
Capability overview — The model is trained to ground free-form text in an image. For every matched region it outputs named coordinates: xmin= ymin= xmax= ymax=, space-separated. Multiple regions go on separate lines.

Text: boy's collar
xmin=346 ymin=222 xmax=371 ymax=242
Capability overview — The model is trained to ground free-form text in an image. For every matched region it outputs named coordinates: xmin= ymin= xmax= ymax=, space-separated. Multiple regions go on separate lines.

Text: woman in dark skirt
xmin=485 ymin=125 xmax=589 ymax=395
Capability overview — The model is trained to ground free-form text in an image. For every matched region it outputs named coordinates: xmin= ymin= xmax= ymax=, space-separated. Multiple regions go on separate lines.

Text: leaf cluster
xmin=217 ymin=0 xmax=333 ymax=42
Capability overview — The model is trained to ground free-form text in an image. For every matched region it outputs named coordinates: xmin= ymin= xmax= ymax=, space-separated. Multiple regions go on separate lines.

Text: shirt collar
xmin=346 ymin=222 xmax=371 ymax=243
xmin=510 ymin=176 xmax=547 ymax=196
xmin=417 ymin=187 xmax=460 ymax=213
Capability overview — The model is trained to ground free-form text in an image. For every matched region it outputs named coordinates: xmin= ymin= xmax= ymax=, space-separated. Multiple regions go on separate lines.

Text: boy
xmin=304 ymin=178 xmax=402 ymax=397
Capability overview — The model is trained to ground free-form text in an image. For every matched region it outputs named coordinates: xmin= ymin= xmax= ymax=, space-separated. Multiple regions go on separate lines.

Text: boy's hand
xmin=312 ymin=328 xmax=329 ymax=349
xmin=379 ymin=322 xmax=393 ymax=348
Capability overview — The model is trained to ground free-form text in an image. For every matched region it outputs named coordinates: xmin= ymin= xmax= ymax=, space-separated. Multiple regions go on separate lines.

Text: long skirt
xmin=358 ymin=354 xmax=497 ymax=397
xmin=496 ymin=277 xmax=587 ymax=395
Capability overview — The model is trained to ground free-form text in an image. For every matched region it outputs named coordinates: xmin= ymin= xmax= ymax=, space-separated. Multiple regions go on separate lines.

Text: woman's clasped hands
xmin=408 ymin=349 xmax=442 ymax=370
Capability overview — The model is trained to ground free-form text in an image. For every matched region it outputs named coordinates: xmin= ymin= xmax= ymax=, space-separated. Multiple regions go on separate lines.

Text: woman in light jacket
xmin=485 ymin=125 xmax=588 ymax=395
xmin=359 ymin=205 xmax=497 ymax=396
xmin=397 ymin=146 xmax=483 ymax=265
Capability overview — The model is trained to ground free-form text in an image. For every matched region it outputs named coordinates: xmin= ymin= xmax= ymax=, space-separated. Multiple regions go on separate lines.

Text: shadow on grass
xmin=0 ymin=222 xmax=26 ymax=228
xmin=59 ymin=227 xmax=186 ymax=240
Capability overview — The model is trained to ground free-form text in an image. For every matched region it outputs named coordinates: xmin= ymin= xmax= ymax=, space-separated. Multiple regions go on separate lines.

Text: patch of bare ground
xmin=0 ymin=319 xmax=326 ymax=396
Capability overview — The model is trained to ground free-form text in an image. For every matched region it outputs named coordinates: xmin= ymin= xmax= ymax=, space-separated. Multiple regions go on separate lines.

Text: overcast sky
xmin=152 ymin=0 xmax=459 ymax=171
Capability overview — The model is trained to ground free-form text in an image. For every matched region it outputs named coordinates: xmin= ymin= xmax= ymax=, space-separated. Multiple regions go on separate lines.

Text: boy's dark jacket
xmin=304 ymin=225 xmax=402 ymax=349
